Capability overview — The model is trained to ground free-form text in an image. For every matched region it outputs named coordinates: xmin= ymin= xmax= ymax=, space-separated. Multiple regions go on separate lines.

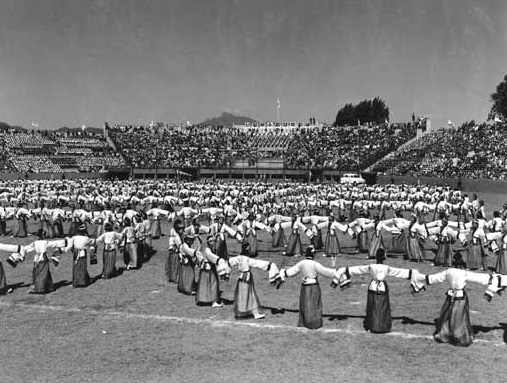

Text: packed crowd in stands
xmin=373 ymin=122 xmax=507 ymax=180
xmin=108 ymin=122 xmax=417 ymax=171
xmin=0 ymin=130 xmax=126 ymax=174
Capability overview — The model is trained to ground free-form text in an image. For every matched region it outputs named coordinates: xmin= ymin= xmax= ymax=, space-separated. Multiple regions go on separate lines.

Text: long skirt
xmin=368 ymin=233 xmax=385 ymax=259
xmin=13 ymin=218 xmax=27 ymax=238
xmin=0 ymin=262 xmax=8 ymax=294
xmin=196 ymin=265 xmax=220 ymax=304
xmin=285 ymin=232 xmax=303 ymax=256
xmin=298 ymin=283 xmax=323 ymax=329
xmin=311 ymin=228 xmax=324 ymax=251
xmin=152 ymin=219 xmax=162 ymax=239
xmin=0 ymin=219 xmax=6 ymax=236
xmin=67 ymin=221 xmax=77 ymax=237
xmin=53 ymin=219 xmax=64 ymax=238
xmin=358 ymin=231 xmax=369 ymax=253
xmin=124 ymin=242 xmax=139 ymax=269
xmin=272 ymin=228 xmax=286 ymax=248
xmin=102 ymin=249 xmax=117 ymax=279
xmin=245 ymin=233 xmax=258 ymax=257
xmin=495 ymin=248 xmax=507 ymax=274
xmin=466 ymin=241 xmax=485 ymax=270
xmin=72 ymin=253 xmax=90 ymax=288
xmin=407 ymin=234 xmax=424 ymax=262
xmin=365 ymin=286 xmax=392 ymax=333
xmin=41 ymin=219 xmax=54 ymax=238
xmin=234 ymin=275 xmax=262 ymax=318
xmin=434 ymin=293 xmax=474 ymax=347
xmin=434 ymin=242 xmax=453 ymax=266
xmin=178 ymin=262 xmax=196 ymax=295
xmin=215 ymin=236 xmax=228 ymax=260
xmin=389 ymin=231 xmax=407 ymax=256
xmin=325 ymin=233 xmax=340 ymax=256
xmin=165 ymin=249 xmax=180 ymax=283
xmin=136 ymin=240 xmax=146 ymax=265
xmin=33 ymin=256 xmax=53 ymax=294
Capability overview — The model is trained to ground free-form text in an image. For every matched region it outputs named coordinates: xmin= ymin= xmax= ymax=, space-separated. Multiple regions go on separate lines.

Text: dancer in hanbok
xmin=121 ymin=217 xmax=140 ymax=270
xmin=62 ymin=224 xmax=96 ymax=288
xmin=279 ymin=246 xmax=336 ymax=329
xmin=237 ymin=213 xmax=270 ymax=258
xmin=195 ymin=236 xmax=229 ymax=307
xmin=0 ymin=242 xmax=25 ymax=294
xmin=417 ymin=258 xmax=494 ymax=347
xmin=333 ymin=248 xmax=424 ymax=333
xmin=178 ymin=234 xmax=199 ymax=295
xmin=95 ymin=223 xmax=124 ymax=279
xmin=228 ymin=243 xmax=281 ymax=320
xmin=23 ymin=229 xmax=66 ymax=294
xmin=166 ymin=219 xmax=184 ymax=283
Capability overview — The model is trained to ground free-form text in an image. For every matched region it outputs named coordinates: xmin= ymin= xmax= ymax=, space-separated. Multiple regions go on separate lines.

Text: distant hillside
xmin=199 ymin=112 xmax=258 ymax=127
xmin=56 ymin=126 xmax=104 ymax=135
xmin=0 ymin=122 xmax=26 ymax=132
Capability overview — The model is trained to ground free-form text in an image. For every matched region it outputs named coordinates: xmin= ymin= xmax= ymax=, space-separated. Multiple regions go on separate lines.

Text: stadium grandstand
xmin=0 ymin=118 xmax=505 ymax=182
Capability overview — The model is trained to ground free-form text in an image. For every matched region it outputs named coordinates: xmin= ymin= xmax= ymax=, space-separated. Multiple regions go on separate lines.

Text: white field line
xmin=0 ymin=301 xmax=504 ymax=346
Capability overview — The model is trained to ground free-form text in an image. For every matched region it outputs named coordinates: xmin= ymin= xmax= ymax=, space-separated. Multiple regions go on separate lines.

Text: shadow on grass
xmin=6 ymin=282 xmax=31 ymax=292
xmin=473 ymin=322 xmax=507 ymax=343
xmin=52 ymin=280 xmax=72 ymax=291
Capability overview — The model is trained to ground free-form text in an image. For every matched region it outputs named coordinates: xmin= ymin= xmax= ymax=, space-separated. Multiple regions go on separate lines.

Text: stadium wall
xmin=0 ymin=172 xmax=109 ymax=181
xmin=377 ymin=175 xmax=507 ymax=194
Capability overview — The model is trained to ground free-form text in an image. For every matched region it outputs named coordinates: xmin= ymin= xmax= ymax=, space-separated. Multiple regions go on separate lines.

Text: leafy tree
xmin=334 ymin=97 xmax=389 ymax=127
xmin=490 ymin=74 xmax=507 ymax=120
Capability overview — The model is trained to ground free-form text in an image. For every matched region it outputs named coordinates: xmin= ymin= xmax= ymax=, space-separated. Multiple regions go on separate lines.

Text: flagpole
xmin=277 ymin=97 xmax=280 ymax=124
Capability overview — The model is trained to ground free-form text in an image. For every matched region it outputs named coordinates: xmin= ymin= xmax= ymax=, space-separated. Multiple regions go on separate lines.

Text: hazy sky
xmin=0 ymin=0 xmax=506 ymax=129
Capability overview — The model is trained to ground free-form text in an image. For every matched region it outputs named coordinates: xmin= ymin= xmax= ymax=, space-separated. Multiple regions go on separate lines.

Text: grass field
xmin=1 ymin=190 xmax=507 ymax=382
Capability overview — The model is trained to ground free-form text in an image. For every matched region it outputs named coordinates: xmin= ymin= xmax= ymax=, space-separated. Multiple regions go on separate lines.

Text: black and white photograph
xmin=0 ymin=0 xmax=507 ymax=382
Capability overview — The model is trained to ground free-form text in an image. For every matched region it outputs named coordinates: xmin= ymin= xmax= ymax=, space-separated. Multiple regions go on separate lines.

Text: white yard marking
xmin=1 ymin=301 xmax=505 ymax=346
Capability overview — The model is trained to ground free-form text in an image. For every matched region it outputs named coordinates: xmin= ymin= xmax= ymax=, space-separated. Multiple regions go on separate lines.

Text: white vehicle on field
xmin=340 ymin=173 xmax=366 ymax=185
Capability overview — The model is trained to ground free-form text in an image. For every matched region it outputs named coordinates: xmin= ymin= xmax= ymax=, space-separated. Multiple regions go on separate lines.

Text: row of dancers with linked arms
xmin=163 ymin=216 xmax=507 ymax=348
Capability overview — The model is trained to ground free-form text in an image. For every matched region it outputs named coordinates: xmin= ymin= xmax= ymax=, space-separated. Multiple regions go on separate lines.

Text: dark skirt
xmin=285 ymin=232 xmax=303 ymax=256
xmin=53 ymin=219 xmax=64 ymax=238
xmin=123 ymin=242 xmax=139 ymax=269
xmin=365 ymin=285 xmax=392 ymax=333
xmin=41 ymin=219 xmax=54 ymax=239
xmin=434 ymin=242 xmax=453 ymax=266
xmin=0 ymin=262 xmax=8 ymax=294
xmin=311 ymin=228 xmax=324 ymax=251
xmin=152 ymin=219 xmax=162 ymax=239
xmin=245 ymin=233 xmax=258 ymax=257
xmin=407 ymin=234 xmax=424 ymax=262
xmin=0 ymin=219 xmax=7 ymax=236
xmin=434 ymin=293 xmax=473 ymax=347
xmin=368 ymin=232 xmax=385 ymax=259
xmin=165 ymin=249 xmax=180 ymax=283
xmin=495 ymin=248 xmax=507 ymax=274
xmin=298 ymin=283 xmax=323 ymax=329
xmin=68 ymin=221 xmax=77 ymax=237
xmin=13 ymin=218 xmax=27 ymax=238
xmin=234 ymin=275 xmax=262 ymax=318
xmin=72 ymin=252 xmax=90 ymax=288
xmin=325 ymin=234 xmax=340 ymax=256
xmin=389 ymin=231 xmax=407 ymax=255
xmin=33 ymin=255 xmax=54 ymax=294
xmin=102 ymin=249 xmax=117 ymax=279
xmin=178 ymin=262 xmax=196 ymax=295
xmin=358 ymin=231 xmax=369 ymax=253
xmin=216 ymin=237 xmax=228 ymax=259
xmin=466 ymin=241 xmax=485 ymax=270
xmin=272 ymin=228 xmax=286 ymax=248
xmin=196 ymin=265 xmax=220 ymax=304
xmin=136 ymin=241 xmax=146 ymax=265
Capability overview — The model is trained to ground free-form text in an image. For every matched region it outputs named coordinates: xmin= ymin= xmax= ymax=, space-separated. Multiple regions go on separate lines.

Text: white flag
xmin=31 ymin=122 xmax=39 ymax=128
xmin=81 ymin=124 xmax=86 ymax=131
xmin=447 ymin=120 xmax=454 ymax=126
xmin=277 ymin=97 xmax=281 ymax=110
